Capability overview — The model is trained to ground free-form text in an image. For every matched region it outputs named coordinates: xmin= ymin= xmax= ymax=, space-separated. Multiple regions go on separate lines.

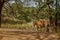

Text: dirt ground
xmin=0 ymin=28 xmax=60 ymax=40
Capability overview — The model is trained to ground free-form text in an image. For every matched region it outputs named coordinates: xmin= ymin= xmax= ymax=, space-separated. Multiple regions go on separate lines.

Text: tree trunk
xmin=55 ymin=0 xmax=58 ymax=26
xmin=0 ymin=0 xmax=6 ymax=28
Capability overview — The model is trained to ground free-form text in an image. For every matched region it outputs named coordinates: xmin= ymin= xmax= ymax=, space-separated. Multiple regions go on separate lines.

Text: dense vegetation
xmin=0 ymin=0 xmax=60 ymax=32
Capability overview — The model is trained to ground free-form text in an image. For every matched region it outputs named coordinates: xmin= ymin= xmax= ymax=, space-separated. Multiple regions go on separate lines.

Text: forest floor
xmin=0 ymin=28 xmax=60 ymax=40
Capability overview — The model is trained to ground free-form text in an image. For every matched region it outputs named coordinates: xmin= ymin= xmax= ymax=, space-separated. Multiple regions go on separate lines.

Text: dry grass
xmin=1 ymin=24 xmax=35 ymax=30
xmin=1 ymin=23 xmax=60 ymax=33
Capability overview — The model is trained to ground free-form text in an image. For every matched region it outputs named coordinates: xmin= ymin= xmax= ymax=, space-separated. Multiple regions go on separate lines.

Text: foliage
xmin=1 ymin=0 xmax=60 ymax=30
